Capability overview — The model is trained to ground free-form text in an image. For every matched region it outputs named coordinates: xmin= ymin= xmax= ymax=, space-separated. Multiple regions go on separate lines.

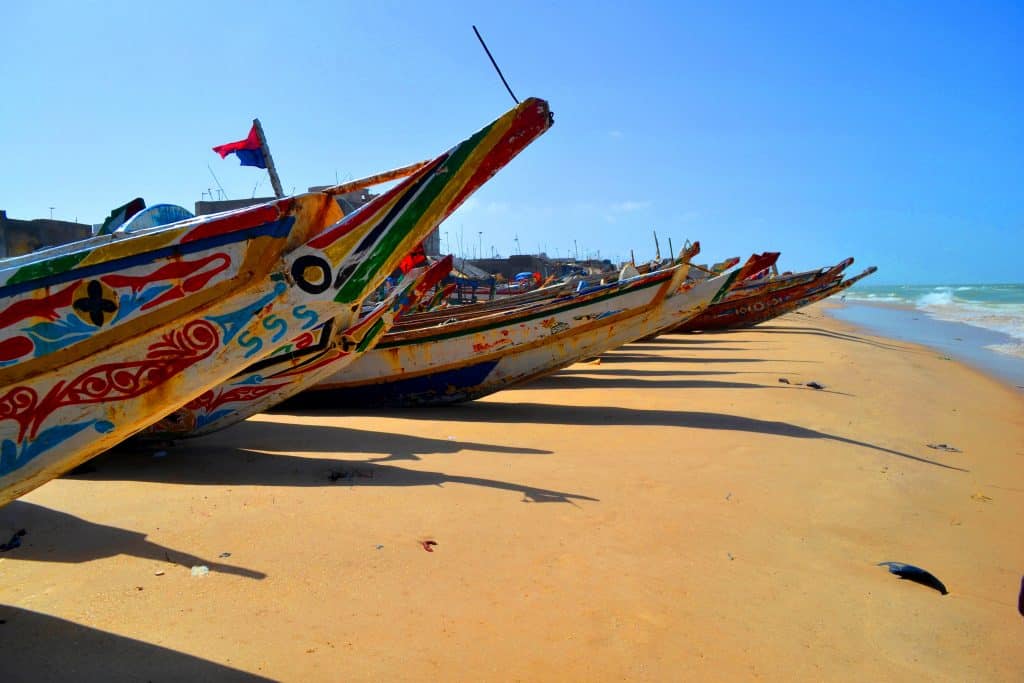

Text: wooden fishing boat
xmin=754 ymin=265 xmax=877 ymax=323
xmin=720 ymin=257 xmax=852 ymax=302
xmin=671 ymin=256 xmax=855 ymax=332
xmin=146 ymin=257 xmax=452 ymax=438
xmin=0 ymin=97 xmax=553 ymax=504
xmin=294 ymin=250 xmax=737 ymax=408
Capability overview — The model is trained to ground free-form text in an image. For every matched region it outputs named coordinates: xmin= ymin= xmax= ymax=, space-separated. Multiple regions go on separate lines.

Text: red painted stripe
xmin=180 ymin=201 xmax=287 ymax=244
xmin=447 ymin=99 xmax=552 ymax=213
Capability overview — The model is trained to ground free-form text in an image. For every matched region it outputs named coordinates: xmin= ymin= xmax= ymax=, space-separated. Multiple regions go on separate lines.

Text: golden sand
xmin=1 ymin=304 xmax=1022 ymax=681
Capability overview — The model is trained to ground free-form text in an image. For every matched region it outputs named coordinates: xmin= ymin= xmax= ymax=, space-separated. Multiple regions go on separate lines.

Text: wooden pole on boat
xmin=630 ymin=249 xmax=635 ymax=266
xmin=668 ymin=237 xmax=674 ymax=260
xmin=252 ymin=118 xmax=284 ymax=198
xmin=323 ymin=160 xmax=431 ymax=197
xmin=653 ymin=230 xmax=661 ymax=260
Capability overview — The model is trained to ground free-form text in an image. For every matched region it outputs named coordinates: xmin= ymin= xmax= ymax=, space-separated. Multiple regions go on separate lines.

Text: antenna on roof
xmin=207 ymin=164 xmax=228 ymax=200
xmin=472 ymin=25 xmax=520 ymax=105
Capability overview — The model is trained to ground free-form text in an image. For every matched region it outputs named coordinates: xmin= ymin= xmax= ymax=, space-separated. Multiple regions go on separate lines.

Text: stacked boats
xmin=0 ymin=97 xmax=876 ymax=506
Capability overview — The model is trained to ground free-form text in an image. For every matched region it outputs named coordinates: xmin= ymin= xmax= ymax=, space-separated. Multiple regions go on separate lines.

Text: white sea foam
xmin=842 ymin=293 xmax=904 ymax=303
xmin=916 ymin=288 xmax=955 ymax=306
xmin=918 ymin=302 xmax=1024 ymax=343
xmin=985 ymin=342 xmax=1024 ymax=359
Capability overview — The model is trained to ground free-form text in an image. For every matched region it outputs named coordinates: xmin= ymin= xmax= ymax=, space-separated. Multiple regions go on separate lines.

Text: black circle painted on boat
xmin=292 ymin=255 xmax=332 ymax=294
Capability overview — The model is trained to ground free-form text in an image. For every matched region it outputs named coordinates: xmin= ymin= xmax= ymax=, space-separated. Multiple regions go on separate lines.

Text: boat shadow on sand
xmin=0 ymin=501 xmax=267 ymax=579
xmin=0 ymin=605 xmax=271 ymax=682
xmin=741 ymin=325 xmax=916 ymax=352
xmin=68 ymin=424 xmax=594 ymax=505
xmin=346 ymin=401 xmax=968 ymax=473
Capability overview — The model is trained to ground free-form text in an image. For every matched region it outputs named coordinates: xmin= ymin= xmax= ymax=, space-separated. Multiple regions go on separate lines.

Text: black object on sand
xmin=0 ymin=529 xmax=26 ymax=552
xmin=1018 ymin=575 xmax=1023 ymax=617
xmin=878 ymin=562 xmax=948 ymax=595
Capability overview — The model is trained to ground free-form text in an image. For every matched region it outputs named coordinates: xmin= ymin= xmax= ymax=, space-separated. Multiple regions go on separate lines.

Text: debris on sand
xmin=0 ymin=529 xmax=26 ymax=552
xmin=877 ymin=562 xmax=948 ymax=595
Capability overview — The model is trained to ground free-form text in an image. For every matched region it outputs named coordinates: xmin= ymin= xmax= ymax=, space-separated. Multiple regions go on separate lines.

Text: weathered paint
xmin=673 ymin=257 xmax=859 ymax=332
xmin=300 ymin=264 xmax=736 ymax=408
xmin=144 ymin=257 xmax=452 ymax=438
xmin=0 ymin=98 xmax=552 ymax=505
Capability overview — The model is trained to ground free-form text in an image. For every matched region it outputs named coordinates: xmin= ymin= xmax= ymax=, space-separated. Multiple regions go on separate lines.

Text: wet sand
xmin=1 ymin=304 xmax=1022 ymax=681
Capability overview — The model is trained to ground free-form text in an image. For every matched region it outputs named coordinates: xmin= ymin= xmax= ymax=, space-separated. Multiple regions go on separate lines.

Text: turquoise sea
xmin=829 ymin=283 xmax=1024 ymax=387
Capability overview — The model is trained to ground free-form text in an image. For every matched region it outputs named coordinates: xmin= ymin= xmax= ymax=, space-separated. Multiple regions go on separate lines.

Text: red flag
xmin=212 ymin=124 xmax=267 ymax=168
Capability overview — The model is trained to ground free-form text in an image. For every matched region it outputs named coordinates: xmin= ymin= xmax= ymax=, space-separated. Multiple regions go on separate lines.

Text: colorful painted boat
xmin=720 ymin=257 xmax=852 ymax=302
xmin=294 ymin=253 xmax=736 ymax=408
xmin=741 ymin=265 xmax=878 ymax=325
xmin=0 ymin=97 xmax=553 ymax=504
xmin=671 ymin=256 xmax=855 ymax=332
xmin=146 ymin=256 xmax=452 ymax=438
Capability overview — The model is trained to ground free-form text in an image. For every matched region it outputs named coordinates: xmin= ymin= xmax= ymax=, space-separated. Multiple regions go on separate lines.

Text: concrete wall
xmin=0 ymin=210 xmax=92 ymax=258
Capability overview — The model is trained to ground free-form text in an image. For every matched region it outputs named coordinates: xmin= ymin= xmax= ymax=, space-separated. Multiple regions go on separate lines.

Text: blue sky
xmin=3 ymin=1 xmax=1021 ymax=283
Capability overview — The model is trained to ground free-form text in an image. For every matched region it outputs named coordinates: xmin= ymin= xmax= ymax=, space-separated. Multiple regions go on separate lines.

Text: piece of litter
xmin=927 ymin=443 xmax=962 ymax=453
xmin=190 ymin=565 xmax=210 ymax=577
xmin=0 ymin=529 xmax=26 ymax=552
xmin=778 ymin=378 xmax=790 ymax=384
xmin=135 ymin=586 xmax=144 ymax=591
xmin=727 ymin=553 xmax=734 ymax=561
xmin=218 ymin=552 xmax=232 ymax=558
xmin=421 ymin=540 xmax=438 ymax=552
xmin=446 ymin=436 xmax=456 ymax=441
xmin=725 ymin=492 xmax=732 ymax=501
xmin=153 ymin=450 xmax=168 ymax=458
xmin=154 ymin=570 xmax=165 ymax=576
xmin=877 ymin=562 xmax=948 ymax=595
xmin=806 ymin=381 xmax=825 ymax=390
xmin=970 ymin=492 xmax=993 ymax=503
xmin=375 ymin=544 xmax=384 ymax=550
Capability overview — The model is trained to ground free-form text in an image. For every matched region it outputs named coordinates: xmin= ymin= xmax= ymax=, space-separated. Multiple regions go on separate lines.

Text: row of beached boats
xmin=0 ymin=97 xmax=875 ymax=507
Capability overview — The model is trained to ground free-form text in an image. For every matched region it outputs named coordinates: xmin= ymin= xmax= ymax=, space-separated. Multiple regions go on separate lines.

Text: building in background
xmin=0 ymin=210 xmax=92 ymax=258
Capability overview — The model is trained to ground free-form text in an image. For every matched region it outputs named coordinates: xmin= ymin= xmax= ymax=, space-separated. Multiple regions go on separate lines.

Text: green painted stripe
xmin=333 ymin=119 xmax=496 ymax=303
xmin=356 ymin=318 xmax=387 ymax=353
xmin=7 ymin=251 xmax=90 ymax=285
xmin=710 ymin=271 xmax=741 ymax=304
xmin=376 ymin=275 xmax=667 ymax=349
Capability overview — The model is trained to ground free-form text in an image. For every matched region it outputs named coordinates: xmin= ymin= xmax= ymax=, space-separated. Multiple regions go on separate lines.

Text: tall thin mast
xmin=253 ymin=118 xmax=284 ymax=198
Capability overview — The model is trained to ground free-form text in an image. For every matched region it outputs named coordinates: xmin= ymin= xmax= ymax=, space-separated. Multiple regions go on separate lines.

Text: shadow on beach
xmin=508 ymin=374 xmax=790 ymax=392
xmin=596 ymin=353 xmax=818 ymax=365
xmin=0 ymin=501 xmax=266 ymax=579
xmin=350 ymin=401 xmax=967 ymax=473
xmin=70 ymin=424 xmax=595 ymax=505
xmin=0 ymin=605 xmax=270 ymax=682
xmin=746 ymin=325 xmax=915 ymax=351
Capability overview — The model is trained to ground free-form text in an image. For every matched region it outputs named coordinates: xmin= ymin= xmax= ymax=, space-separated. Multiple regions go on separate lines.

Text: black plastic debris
xmin=421 ymin=540 xmax=438 ymax=552
xmin=778 ymin=378 xmax=791 ymax=384
xmin=1018 ymin=576 xmax=1023 ymax=617
xmin=878 ymin=562 xmax=948 ymax=595
xmin=927 ymin=443 xmax=962 ymax=453
xmin=806 ymin=381 xmax=825 ymax=390
xmin=0 ymin=529 xmax=26 ymax=552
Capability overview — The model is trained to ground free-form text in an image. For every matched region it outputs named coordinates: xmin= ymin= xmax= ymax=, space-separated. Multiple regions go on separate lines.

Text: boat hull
xmin=0 ymin=97 xmax=554 ymax=503
xmin=300 ymin=267 xmax=734 ymax=408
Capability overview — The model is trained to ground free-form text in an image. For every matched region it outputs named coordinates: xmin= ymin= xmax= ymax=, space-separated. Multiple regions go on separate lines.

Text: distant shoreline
xmin=825 ymin=299 xmax=1024 ymax=389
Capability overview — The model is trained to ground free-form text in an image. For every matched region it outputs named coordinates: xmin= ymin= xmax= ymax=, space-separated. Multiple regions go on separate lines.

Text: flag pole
xmin=252 ymin=118 xmax=284 ymax=198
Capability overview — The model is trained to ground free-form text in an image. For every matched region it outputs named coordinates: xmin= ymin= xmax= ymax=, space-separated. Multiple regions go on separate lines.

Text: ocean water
xmin=830 ymin=283 xmax=1024 ymax=387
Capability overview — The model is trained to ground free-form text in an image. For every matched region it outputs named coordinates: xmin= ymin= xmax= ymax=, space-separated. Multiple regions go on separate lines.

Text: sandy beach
xmin=1 ymin=304 xmax=1022 ymax=681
